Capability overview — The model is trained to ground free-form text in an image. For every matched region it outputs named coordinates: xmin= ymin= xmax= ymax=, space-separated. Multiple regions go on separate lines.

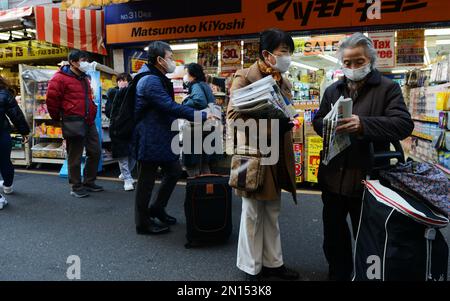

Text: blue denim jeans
xmin=118 ymin=156 xmax=136 ymax=181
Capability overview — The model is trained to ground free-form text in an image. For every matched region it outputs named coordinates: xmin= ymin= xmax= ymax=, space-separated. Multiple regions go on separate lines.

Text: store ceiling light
xmin=425 ymin=29 xmax=450 ymax=36
xmin=318 ymin=54 xmax=339 ymax=64
xmin=171 ymin=43 xmax=198 ymax=51
xmin=436 ymin=39 xmax=450 ymax=45
xmin=291 ymin=61 xmax=319 ymax=71
xmin=391 ymin=69 xmax=408 ymax=74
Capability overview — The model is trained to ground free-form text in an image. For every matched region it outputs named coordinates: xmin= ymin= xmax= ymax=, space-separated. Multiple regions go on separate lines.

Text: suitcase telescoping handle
xmin=368 ymin=141 xmax=405 ymax=172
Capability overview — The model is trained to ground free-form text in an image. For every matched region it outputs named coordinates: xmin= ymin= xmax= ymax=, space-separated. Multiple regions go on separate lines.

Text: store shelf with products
xmin=403 ymin=54 xmax=450 ymax=172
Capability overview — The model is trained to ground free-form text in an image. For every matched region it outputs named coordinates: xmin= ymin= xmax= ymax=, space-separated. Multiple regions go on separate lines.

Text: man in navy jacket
xmin=133 ymin=41 xmax=213 ymax=235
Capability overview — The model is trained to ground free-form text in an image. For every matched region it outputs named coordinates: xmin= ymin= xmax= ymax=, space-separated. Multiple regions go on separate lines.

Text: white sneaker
xmin=124 ymin=180 xmax=134 ymax=191
xmin=118 ymin=174 xmax=124 ymax=180
xmin=0 ymin=194 xmax=8 ymax=210
xmin=0 ymin=181 xmax=13 ymax=195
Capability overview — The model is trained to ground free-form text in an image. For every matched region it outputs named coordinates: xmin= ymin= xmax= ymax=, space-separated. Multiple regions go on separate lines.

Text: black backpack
xmin=109 ymin=71 xmax=151 ymax=141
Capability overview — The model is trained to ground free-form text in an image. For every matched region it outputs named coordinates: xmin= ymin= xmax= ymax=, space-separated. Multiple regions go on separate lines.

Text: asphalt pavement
xmin=0 ymin=171 xmax=448 ymax=281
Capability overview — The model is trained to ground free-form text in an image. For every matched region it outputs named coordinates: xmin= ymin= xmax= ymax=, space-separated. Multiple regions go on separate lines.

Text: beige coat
xmin=227 ymin=62 xmax=297 ymax=203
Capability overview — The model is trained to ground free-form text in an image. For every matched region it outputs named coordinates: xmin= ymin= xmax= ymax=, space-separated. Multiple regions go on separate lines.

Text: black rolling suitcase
xmin=353 ymin=142 xmax=449 ymax=281
xmin=184 ymin=174 xmax=232 ymax=248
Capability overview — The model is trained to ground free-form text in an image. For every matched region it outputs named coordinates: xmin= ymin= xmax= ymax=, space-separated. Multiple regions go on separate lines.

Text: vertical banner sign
xmin=293 ymin=143 xmax=304 ymax=183
xmin=305 ymin=136 xmax=322 ymax=183
xmin=198 ymin=42 xmax=219 ymax=72
xmin=369 ymin=32 xmax=395 ymax=69
xmin=397 ymin=30 xmax=425 ymax=66
xmin=243 ymin=39 xmax=259 ymax=68
xmin=221 ymin=41 xmax=241 ymax=72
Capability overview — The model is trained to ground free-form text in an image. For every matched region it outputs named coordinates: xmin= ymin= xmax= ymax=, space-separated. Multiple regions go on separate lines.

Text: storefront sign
xmin=0 ymin=41 xmax=68 ymax=64
xmin=105 ymin=0 xmax=449 ymax=45
xmin=221 ymin=41 xmax=241 ymax=72
xmin=397 ymin=29 xmax=425 ymax=66
xmin=123 ymin=49 xmax=148 ymax=74
xmin=243 ymin=39 xmax=259 ymax=68
xmin=294 ymin=35 xmax=345 ymax=56
xmin=369 ymin=32 xmax=395 ymax=69
xmin=198 ymin=42 xmax=219 ymax=72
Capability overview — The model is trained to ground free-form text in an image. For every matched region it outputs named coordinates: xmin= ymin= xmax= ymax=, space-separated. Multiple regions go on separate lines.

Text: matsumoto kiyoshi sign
xmin=105 ymin=0 xmax=450 ymax=45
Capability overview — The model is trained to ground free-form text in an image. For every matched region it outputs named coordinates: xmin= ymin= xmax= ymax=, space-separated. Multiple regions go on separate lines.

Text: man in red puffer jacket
xmin=47 ymin=50 xmax=103 ymax=198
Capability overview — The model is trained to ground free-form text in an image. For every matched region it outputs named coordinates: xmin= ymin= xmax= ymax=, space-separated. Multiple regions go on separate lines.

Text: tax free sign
xmin=369 ymin=32 xmax=395 ymax=69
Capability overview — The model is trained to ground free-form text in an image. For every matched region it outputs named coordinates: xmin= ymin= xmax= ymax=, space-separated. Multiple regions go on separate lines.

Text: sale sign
xmin=369 ymin=32 xmax=395 ymax=69
xmin=221 ymin=41 xmax=241 ymax=72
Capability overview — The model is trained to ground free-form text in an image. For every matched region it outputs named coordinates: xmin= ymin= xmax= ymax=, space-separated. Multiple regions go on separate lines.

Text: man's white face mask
xmin=78 ymin=61 xmax=97 ymax=73
xmin=342 ymin=63 xmax=372 ymax=82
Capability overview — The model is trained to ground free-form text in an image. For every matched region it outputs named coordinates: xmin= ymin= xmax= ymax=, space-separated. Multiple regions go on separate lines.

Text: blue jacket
xmin=132 ymin=64 xmax=206 ymax=163
xmin=182 ymin=81 xmax=216 ymax=109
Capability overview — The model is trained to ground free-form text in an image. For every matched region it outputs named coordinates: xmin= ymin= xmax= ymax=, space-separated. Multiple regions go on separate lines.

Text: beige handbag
xmin=229 ymin=147 xmax=265 ymax=192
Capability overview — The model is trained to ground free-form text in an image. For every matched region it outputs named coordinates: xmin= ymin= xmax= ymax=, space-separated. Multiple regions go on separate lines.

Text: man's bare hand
xmin=336 ymin=115 xmax=362 ymax=134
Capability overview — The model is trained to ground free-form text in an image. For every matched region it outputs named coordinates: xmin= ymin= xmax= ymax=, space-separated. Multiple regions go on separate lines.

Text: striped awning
xmin=61 ymin=0 xmax=130 ymax=9
xmin=35 ymin=6 xmax=107 ymax=55
xmin=0 ymin=6 xmax=33 ymax=23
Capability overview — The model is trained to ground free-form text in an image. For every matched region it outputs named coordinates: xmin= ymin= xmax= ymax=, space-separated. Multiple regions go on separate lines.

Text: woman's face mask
xmin=266 ymin=51 xmax=292 ymax=73
xmin=117 ymin=80 xmax=128 ymax=89
xmin=183 ymin=74 xmax=190 ymax=84
xmin=342 ymin=63 xmax=372 ymax=82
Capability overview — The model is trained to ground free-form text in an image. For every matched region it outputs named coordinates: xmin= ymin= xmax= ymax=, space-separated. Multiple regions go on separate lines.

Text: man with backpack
xmin=105 ymin=73 xmax=136 ymax=191
xmin=131 ymin=41 xmax=217 ymax=235
xmin=47 ymin=50 xmax=103 ymax=198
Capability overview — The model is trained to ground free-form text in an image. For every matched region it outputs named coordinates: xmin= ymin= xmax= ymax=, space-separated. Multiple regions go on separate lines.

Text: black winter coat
xmin=313 ymin=70 xmax=414 ymax=198
xmin=0 ymin=89 xmax=30 ymax=135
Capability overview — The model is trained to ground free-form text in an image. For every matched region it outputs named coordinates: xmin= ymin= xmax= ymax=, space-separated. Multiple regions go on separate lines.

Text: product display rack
xmin=20 ymin=64 xmax=63 ymax=166
xmin=403 ymin=56 xmax=450 ymax=179
xmin=8 ymin=65 xmax=31 ymax=166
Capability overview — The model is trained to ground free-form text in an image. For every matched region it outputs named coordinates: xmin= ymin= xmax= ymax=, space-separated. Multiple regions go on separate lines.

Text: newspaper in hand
xmin=231 ymin=75 xmax=298 ymax=119
xmin=322 ymin=96 xmax=353 ymax=165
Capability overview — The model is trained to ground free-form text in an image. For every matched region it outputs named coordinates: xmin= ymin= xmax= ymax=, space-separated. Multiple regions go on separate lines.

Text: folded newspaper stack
xmin=322 ymin=96 xmax=352 ymax=165
xmin=230 ymin=75 xmax=298 ymax=119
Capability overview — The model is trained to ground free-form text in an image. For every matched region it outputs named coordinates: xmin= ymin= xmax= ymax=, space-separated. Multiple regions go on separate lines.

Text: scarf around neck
xmin=257 ymin=60 xmax=282 ymax=82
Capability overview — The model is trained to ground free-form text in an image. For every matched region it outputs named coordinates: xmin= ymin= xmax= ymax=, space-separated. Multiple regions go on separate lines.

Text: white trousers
xmin=237 ymin=197 xmax=283 ymax=275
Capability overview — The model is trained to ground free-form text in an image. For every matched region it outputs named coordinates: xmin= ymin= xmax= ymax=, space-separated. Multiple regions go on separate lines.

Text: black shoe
xmin=136 ymin=218 xmax=170 ymax=235
xmin=84 ymin=183 xmax=104 ymax=192
xmin=150 ymin=207 xmax=177 ymax=225
xmin=70 ymin=189 xmax=89 ymax=198
xmin=262 ymin=265 xmax=300 ymax=280
xmin=244 ymin=272 xmax=262 ymax=281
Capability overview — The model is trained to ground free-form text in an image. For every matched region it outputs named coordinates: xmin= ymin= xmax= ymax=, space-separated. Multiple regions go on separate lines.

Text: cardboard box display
xmin=305 ymin=136 xmax=323 ymax=183
xmin=293 ymin=143 xmax=304 ymax=183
